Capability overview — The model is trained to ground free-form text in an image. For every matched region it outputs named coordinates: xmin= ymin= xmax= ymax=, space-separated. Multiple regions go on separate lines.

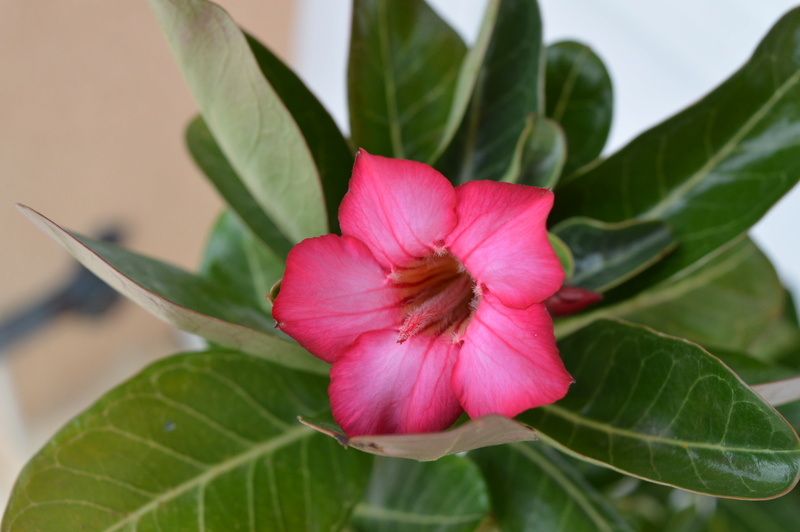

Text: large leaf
xmin=501 ymin=113 xmax=567 ymax=189
xmin=437 ymin=0 xmax=545 ymax=183
xmin=149 ymin=0 xmax=327 ymax=243
xmin=245 ymin=34 xmax=353 ymax=233
xmin=545 ymin=41 xmax=613 ymax=176
xmin=522 ymin=320 xmax=800 ymax=499
xmin=470 ymin=442 xmax=633 ymax=532
xmin=555 ymin=238 xmax=785 ymax=354
xmin=19 ymin=205 xmax=327 ymax=375
xmin=198 ymin=210 xmax=284 ymax=314
xmin=552 ymin=8 xmax=800 ymax=286
xmin=348 ymin=0 xmax=466 ymax=162
xmin=552 ymin=217 xmax=676 ymax=293
xmin=186 ymin=117 xmax=293 ymax=257
xmin=300 ymin=415 xmax=537 ymax=461
xmin=2 ymin=350 xmax=370 ymax=531
xmin=351 ymin=456 xmax=489 ymax=532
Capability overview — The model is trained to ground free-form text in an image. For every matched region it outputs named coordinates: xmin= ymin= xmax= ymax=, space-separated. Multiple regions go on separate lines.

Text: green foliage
xmin=545 ymin=41 xmax=613 ymax=176
xmin=349 ymin=0 xmax=466 ymax=162
xmin=553 ymin=8 xmax=800 ymax=288
xmin=351 ymin=456 xmax=489 ymax=532
xmin=1 ymin=351 xmax=371 ymax=531
xmin=471 ymin=442 xmax=633 ymax=531
xmin=524 ymin=320 xmax=800 ymax=499
xmin=7 ymin=0 xmax=800 ymax=530
xmin=436 ymin=0 xmax=545 ymax=183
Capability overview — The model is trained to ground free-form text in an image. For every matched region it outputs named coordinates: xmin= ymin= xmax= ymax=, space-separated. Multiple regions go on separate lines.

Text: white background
xmin=293 ymin=0 xmax=800 ymax=296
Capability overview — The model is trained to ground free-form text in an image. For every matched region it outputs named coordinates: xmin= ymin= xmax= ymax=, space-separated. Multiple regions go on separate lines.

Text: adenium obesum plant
xmin=274 ymin=150 xmax=572 ymax=435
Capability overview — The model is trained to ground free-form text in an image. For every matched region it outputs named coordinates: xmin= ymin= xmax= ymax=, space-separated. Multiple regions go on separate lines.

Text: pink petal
xmin=272 ymin=234 xmax=399 ymax=363
xmin=452 ymin=295 xmax=572 ymax=419
xmin=339 ymin=149 xmax=458 ymax=269
xmin=330 ymin=330 xmax=463 ymax=435
xmin=446 ymin=182 xmax=564 ymax=308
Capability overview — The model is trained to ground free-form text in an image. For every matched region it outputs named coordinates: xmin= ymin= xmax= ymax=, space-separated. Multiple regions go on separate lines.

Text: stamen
xmin=392 ymin=251 xmax=478 ymax=343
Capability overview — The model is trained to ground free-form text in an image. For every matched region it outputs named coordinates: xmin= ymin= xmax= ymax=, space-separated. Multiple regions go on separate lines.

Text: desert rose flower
xmin=273 ymin=149 xmax=572 ymax=436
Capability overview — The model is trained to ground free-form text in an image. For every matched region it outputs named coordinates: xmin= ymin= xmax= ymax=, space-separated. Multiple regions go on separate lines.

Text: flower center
xmin=391 ymin=251 xmax=478 ymax=343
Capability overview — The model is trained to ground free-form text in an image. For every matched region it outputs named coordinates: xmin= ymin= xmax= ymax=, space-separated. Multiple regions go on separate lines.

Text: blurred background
xmin=2 ymin=0 xmax=799 ymax=508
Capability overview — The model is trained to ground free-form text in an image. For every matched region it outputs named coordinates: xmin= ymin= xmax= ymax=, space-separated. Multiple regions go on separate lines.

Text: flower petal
xmin=447 ymin=181 xmax=564 ymax=308
xmin=452 ymin=295 xmax=572 ymax=419
xmin=339 ymin=149 xmax=458 ymax=268
xmin=272 ymin=234 xmax=399 ymax=363
xmin=330 ymin=330 xmax=463 ymax=435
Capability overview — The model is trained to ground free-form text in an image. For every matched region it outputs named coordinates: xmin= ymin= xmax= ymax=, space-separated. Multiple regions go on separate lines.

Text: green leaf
xmin=186 ymin=116 xmax=293 ymax=257
xmin=552 ymin=217 xmax=676 ymax=293
xmin=522 ymin=319 xmax=800 ymax=499
xmin=556 ymin=238 xmax=785 ymax=354
xmin=548 ymin=232 xmax=575 ymax=280
xmin=245 ymin=34 xmax=353 ymax=234
xmin=2 ymin=350 xmax=370 ymax=531
xmin=19 ymin=205 xmax=327 ymax=375
xmin=348 ymin=0 xmax=466 ymax=162
xmin=431 ymin=0 xmax=500 ymax=164
xmin=437 ymin=0 xmax=545 ymax=183
xmin=198 ymin=210 xmax=284 ymax=314
xmin=552 ymin=9 xmax=800 ymax=286
xmin=545 ymin=41 xmax=613 ymax=176
xmin=501 ymin=114 xmax=567 ymax=188
xmin=300 ymin=415 xmax=537 ymax=461
xmin=149 ymin=0 xmax=327 ymax=243
xmin=750 ymin=290 xmax=800 ymax=364
xmin=351 ymin=456 xmax=489 ymax=532
xmin=470 ymin=442 xmax=633 ymax=532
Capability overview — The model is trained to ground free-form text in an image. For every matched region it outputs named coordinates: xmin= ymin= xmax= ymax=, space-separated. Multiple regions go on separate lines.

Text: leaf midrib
xmin=540 ymin=404 xmax=798 ymax=454
xmin=640 ymin=66 xmax=800 ymax=220
xmin=511 ymin=444 xmax=620 ymax=532
xmin=101 ymin=425 xmax=313 ymax=532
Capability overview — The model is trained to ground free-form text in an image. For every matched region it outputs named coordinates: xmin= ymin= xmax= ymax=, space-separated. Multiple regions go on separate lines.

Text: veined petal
xmin=452 ymin=295 xmax=572 ymax=419
xmin=447 ymin=181 xmax=564 ymax=308
xmin=272 ymin=234 xmax=399 ymax=363
xmin=330 ymin=330 xmax=463 ymax=435
xmin=339 ymin=149 xmax=458 ymax=268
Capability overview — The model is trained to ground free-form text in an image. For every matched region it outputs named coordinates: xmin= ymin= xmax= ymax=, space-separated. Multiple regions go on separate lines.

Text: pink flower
xmin=273 ymin=150 xmax=572 ymax=436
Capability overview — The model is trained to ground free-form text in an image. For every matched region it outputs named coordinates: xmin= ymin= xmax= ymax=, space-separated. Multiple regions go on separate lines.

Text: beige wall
xmin=0 ymin=0 xmax=297 ymax=500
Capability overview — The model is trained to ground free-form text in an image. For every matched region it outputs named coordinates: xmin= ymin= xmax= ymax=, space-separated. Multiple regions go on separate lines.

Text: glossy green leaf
xmin=553 ymin=9 xmax=800 ymax=286
xmin=431 ymin=0 xmax=500 ymax=164
xmin=545 ymin=41 xmax=613 ymax=176
xmin=2 ymin=350 xmax=370 ymax=531
xmin=186 ymin=117 xmax=293 ymax=257
xmin=470 ymin=442 xmax=633 ymax=532
xmin=555 ymin=238 xmax=785 ymax=354
xmin=501 ymin=113 xmax=567 ymax=188
xmin=300 ymin=415 xmax=537 ymax=461
xmin=149 ymin=0 xmax=327 ymax=243
xmin=19 ymin=205 xmax=327 ymax=375
xmin=553 ymin=217 xmax=676 ymax=293
xmin=351 ymin=456 xmax=489 ymax=532
xmin=548 ymin=232 xmax=575 ymax=280
xmin=522 ymin=319 xmax=800 ymax=498
xmin=199 ymin=210 xmax=284 ymax=314
xmin=437 ymin=0 xmax=544 ymax=183
xmin=245 ymin=34 xmax=353 ymax=234
xmin=348 ymin=0 xmax=466 ymax=162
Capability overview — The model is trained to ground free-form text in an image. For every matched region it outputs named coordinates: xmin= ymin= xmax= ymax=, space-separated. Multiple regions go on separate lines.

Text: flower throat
xmin=392 ymin=251 xmax=477 ymax=343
